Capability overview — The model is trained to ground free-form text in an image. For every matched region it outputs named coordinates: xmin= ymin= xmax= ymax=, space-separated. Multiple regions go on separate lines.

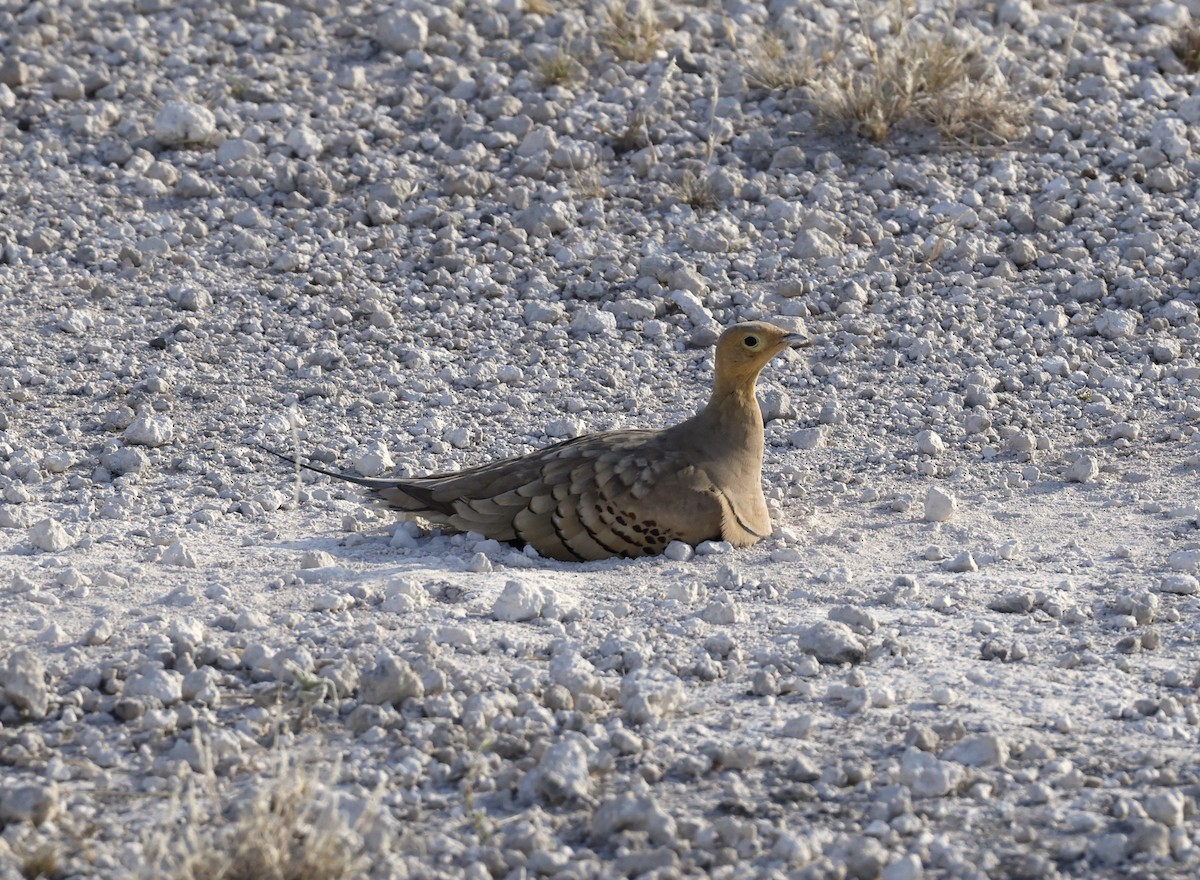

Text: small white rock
xmin=492 ymin=579 xmax=550 ymax=622
xmin=663 ymin=541 xmax=694 ymax=561
xmin=790 ymin=426 xmax=825 ymax=450
xmin=916 ymin=429 xmax=945 ymax=456
xmin=376 ymin=9 xmax=428 ymax=52
xmin=352 ymin=442 xmax=394 ymax=477
xmin=1065 ymin=454 xmax=1099 ymax=484
xmin=153 ymin=100 xmax=216 ymax=146
xmin=796 ymin=621 xmax=866 ymax=664
xmin=123 ymin=415 xmax=174 ymax=447
xmin=944 ymin=550 xmax=978 ymax=573
xmin=124 ymin=669 xmax=183 ymax=704
xmin=28 ymin=518 xmax=72 ymax=552
xmin=944 ymin=733 xmax=1009 ymax=767
xmin=161 ymin=541 xmax=197 ymax=568
xmin=3 ymin=649 xmax=49 ymax=718
xmin=924 ymin=486 xmax=957 ymax=522
xmin=1158 ymin=573 xmax=1198 ymax=594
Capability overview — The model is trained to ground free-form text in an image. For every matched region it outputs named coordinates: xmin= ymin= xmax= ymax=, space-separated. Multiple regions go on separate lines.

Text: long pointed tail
xmin=257 ymin=444 xmax=399 ymax=490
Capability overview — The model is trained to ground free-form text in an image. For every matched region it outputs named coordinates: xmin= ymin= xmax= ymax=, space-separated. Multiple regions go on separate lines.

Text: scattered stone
xmin=517 ymin=735 xmax=594 ymax=804
xmin=620 ymin=669 xmax=686 ymax=724
xmin=3 ymin=649 xmax=49 ymax=718
xmin=161 ymin=541 xmax=197 ymax=568
xmin=28 ymin=518 xmax=72 ymax=552
xmin=123 ymin=415 xmax=174 ymax=447
xmin=899 ymin=747 xmax=963 ymax=798
xmin=359 ymin=652 xmax=424 ymax=706
xmin=123 ymin=668 xmax=183 ymax=705
xmin=944 ymin=551 xmax=978 ymax=573
xmin=989 ymin=591 xmax=1035 ymax=613
xmin=492 ymin=579 xmax=552 ymax=621
xmin=1066 ymin=454 xmax=1099 ymax=484
xmin=916 ymin=429 xmax=945 ymax=455
xmin=944 ymin=733 xmax=1010 ymax=767
xmin=153 ymin=101 xmax=216 ymax=146
xmin=0 ymin=782 xmax=59 ymax=825
xmin=924 ymin=486 xmax=957 ymax=522
xmin=795 ymin=621 xmax=866 ymax=665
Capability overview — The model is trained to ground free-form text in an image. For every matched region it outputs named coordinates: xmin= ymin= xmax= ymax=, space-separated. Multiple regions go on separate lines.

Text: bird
xmin=264 ymin=321 xmax=806 ymax=561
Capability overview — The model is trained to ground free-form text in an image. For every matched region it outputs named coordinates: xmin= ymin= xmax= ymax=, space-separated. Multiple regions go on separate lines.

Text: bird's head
xmin=714 ymin=321 xmax=808 ymax=383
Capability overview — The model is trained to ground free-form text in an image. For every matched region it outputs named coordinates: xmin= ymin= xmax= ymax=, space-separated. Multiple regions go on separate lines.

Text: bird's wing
xmin=374 ymin=430 xmax=727 ymax=561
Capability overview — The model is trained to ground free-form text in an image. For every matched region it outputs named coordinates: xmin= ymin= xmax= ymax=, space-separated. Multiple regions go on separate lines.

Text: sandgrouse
xmin=267 ymin=321 xmax=805 ymax=561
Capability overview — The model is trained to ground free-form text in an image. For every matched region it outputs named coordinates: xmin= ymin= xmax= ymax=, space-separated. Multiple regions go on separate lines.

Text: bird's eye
xmin=743 ymin=335 xmax=760 ymax=349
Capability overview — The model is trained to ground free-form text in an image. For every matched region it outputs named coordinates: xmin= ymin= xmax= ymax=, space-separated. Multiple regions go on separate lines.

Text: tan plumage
xmin=266 ymin=321 xmax=806 ymax=561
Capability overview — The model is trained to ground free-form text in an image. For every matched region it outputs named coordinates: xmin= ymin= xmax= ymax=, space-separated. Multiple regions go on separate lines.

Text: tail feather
xmin=258 ymin=444 xmax=458 ymax=519
xmin=257 ymin=444 xmax=393 ymax=488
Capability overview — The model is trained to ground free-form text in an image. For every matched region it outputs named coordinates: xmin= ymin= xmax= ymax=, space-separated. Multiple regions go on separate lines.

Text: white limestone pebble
xmin=944 ymin=733 xmax=1010 ymax=767
xmin=123 ymin=415 xmax=174 ymax=447
xmin=592 ymin=793 xmax=677 ymax=846
xmin=1095 ymin=309 xmax=1138 ymax=340
xmin=789 ymin=426 xmax=825 ymax=450
xmin=700 ymin=593 xmax=745 ymax=624
xmin=492 ymin=579 xmax=551 ymax=622
xmin=28 ymin=518 xmax=72 ymax=552
xmin=123 ymin=669 xmax=183 ymax=705
xmin=300 ymin=550 xmax=336 ymax=569
xmin=795 ymin=621 xmax=866 ymax=664
xmin=882 ymin=854 xmax=924 ymax=880
xmin=84 ymin=618 xmax=113 ymax=645
xmin=916 ymin=429 xmax=945 ymax=455
xmin=619 ymin=669 xmax=686 ymax=724
xmin=944 ymin=551 xmax=978 ymax=573
xmin=1167 ymin=550 xmax=1200 ymax=572
xmin=1144 ymin=790 xmax=1185 ymax=827
xmin=1065 ymin=453 xmax=1099 ymax=483
xmin=359 ymin=652 xmax=424 ymax=706
xmin=3 ymin=649 xmax=49 ymax=718
xmin=381 ymin=578 xmax=431 ymax=613
xmin=153 ymin=100 xmax=216 ymax=146
xmin=285 ymin=125 xmax=323 ymax=160
xmin=924 ymin=486 xmax=957 ymax=522
xmin=517 ymin=734 xmax=594 ymax=804
xmin=161 ymin=541 xmax=197 ymax=568
xmin=899 ymin=747 xmax=963 ymax=797
xmin=352 ymin=442 xmax=394 ymax=477
xmin=376 ymin=9 xmax=428 ymax=52
xmin=1007 ymin=431 xmax=1036 ymax=454
xmin=1158 ymin=574 xmax=1198 ymax=594
xmin=667 ymin=537 xmax=696 ymax=559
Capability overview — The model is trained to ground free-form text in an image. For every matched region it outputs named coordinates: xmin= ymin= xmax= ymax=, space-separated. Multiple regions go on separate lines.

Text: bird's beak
xmin=781 ymin=331 xmax=808 ymax=348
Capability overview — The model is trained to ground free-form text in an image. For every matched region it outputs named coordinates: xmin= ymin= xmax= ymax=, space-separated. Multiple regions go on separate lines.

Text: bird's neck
xmin=702 ymin=373 xmax=765 ymax=445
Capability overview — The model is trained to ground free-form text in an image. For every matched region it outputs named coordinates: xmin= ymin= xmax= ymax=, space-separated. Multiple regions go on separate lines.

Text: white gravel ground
xmin=2 ymin=0 xmax=1200 ymax=877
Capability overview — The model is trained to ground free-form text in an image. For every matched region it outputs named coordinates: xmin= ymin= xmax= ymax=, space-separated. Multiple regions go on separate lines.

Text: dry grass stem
xmin=745 ymin=33 xmax=812 ymax=91
xmin=813 ymin=25 xmax=1028 ymax=144
xmin=673 ymin=170 xmax=720 ymax=209
xmin=144 ymin=739 xmax=374 ymax=880
xmin=537 ymin=50 xmax=583 ymax=86
xmin=601 ymin=3 xmax=662 ymax=62
xmin=1174 ymin=24 xmax=1200 ymax=72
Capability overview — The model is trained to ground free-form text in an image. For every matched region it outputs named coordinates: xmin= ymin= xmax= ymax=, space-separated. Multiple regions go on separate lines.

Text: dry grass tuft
xmin=813 ymin=20 xmax=1027 ymax=144
xmin=144 ymin=739 xmax=374 ymax=880
xmin=744 ymin=32 xmax=812 ymax=91
xmin=673 ymin=170 xmax=720 ymax=209
xmin=600 ymin=3 xmax=662 ymax=63
xmin=1174 ymin=24 xmax=1200 ymax=72
xmin=20 ymin=847 xmax=60 ymax=880
xmin=536 ymin=49 xmax=583 ymax=86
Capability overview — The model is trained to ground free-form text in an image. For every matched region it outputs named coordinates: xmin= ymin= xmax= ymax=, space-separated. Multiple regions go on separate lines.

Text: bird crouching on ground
xmin=263 ymin=321 xmax=807 ymax=561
